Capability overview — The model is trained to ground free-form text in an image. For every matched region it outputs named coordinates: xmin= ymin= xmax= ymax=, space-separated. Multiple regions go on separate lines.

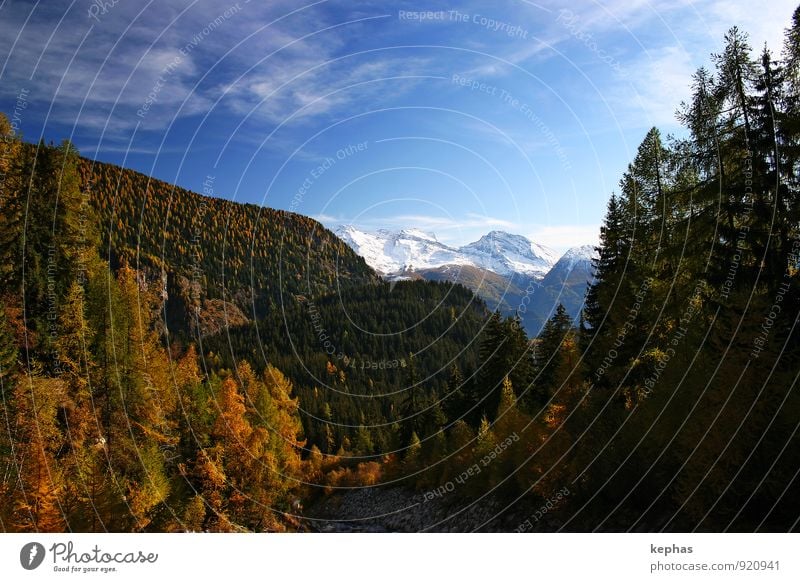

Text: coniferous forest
xmin=1 ymin=9 xmax=800 ymax=533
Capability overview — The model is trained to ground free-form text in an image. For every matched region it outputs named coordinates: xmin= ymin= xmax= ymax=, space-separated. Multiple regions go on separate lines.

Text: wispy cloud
xmin=701 ymin=0 xmax=793 ymax=57
xmin=3 ymin=0 xmax=793 ymax=253
xmin=224 ymin=52 xmax=427 ymax=126
xmin=618 ymin=44 xmax=697 ymax=127
xmin=318 ymin=211 xmax=518 ymax=230
xmin=526 ymin=223 xmax=600 ymax=251
xmin=0 ymin=1 xmax=397 ymax=137
xmin=600 ymin=0 xmax=794 ymax=128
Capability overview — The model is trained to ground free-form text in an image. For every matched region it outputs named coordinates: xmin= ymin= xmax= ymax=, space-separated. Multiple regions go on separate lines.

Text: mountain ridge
xmin=335 ymin=225 xmax=596 ymax=334
xmin=335 ymin=225 xmax=561 ymax=279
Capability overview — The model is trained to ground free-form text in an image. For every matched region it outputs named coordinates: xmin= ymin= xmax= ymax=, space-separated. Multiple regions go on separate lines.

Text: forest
xmin=1 ymin=9 xmax=799 ymax=532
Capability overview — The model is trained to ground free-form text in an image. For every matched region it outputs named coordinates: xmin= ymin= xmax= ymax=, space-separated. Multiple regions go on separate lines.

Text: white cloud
xmin=318 ymin=212 xmax=518 ymax=230
xmin=621 ymin=44 xmax=697 ymax=127
xmin=542 ymin=0 xmax=797 ymax=130
xmin=526 ymin=223 xmax=600 ymax=251
xmin=0 ymin=0 xmax=360 ymax=135
xmin=224 ymin=52 xmax=432 ymax=130
xmin=701 ymin=0 xmax=794 ymax=57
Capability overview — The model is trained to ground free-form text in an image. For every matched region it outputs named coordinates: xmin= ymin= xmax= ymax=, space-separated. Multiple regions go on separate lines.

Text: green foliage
xmin=3 ymin=4 xmax=800 ymax=532
xmin=569 ymin=19 xmax=800 ymax=531
xmin=75 ymin=155 xmax=376 ymax=330
xmin=470 ymin=311 xmax=536 ymax=420
xmin=204 ymin=279 xmax=487 ymax=457
xmin=0 ymin=130 xmax=310 ymax=532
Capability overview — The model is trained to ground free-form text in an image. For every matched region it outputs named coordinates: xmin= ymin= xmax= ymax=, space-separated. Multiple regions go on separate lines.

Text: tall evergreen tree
xmin=534 ymin=304 xmax=575 ymax=400
xmin=477 ymin=311 xmax=535 ymax=419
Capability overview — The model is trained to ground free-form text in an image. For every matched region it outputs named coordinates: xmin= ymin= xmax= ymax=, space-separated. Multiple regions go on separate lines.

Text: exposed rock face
xmin=194 ymin=298 xmax=249 ymax=337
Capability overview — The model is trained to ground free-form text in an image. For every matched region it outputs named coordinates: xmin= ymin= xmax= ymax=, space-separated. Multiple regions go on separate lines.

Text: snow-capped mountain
xmin=335 ymin=226 xmax=559 ymax=279
xmin=544 ymin=245 xmax=597 ymax=283
xmin=512 ymin=244 xmax=596 ymax=332
xmin=537 ymin=244 xmax=597 ymax=305
xmin=334 ymin=225 xmax=598 ymax=335
xmin=335 ymin=226 xmax=470 ymax=274
xmin=460 ymin=230 xmax=560 ymax=278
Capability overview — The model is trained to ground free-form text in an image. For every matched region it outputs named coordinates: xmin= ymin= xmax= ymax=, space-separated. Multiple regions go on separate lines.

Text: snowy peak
xmin=541 ymin=244 xmax=597 ymax=287
xmin=462 ymin=230 xmax=533 ymax=254
xmin=334 ymin=226 xmax=466 ymax=275
xmin=559 ymin=244 xmax=597 ymax=267
xmin=459 ymin=230 xmax=559 ymax=278
xmin=390 ymin=228 xmax=438 ymax=242
xmin=335 ymin=226 xmax=559 ymax=279
xmin=335 ymin=226 xmax=597 ymax=335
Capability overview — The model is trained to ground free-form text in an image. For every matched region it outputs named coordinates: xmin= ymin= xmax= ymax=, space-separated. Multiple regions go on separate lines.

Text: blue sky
xmin=1 ymin=0 xmax=795 ymax=252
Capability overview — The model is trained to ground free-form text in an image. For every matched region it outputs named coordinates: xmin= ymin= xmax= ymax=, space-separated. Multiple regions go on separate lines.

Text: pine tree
xmin=321 ymin=402 xmax=336 ymax=454
xmin=400 ymin=353 xmax=425 ymax=444
xmin=477 ymin=311 xmax=534 ymax=420
xmin=446 ymin=419 xmax=474 ymax=469
xmin=403 ymin=431 xmax=421 ymax=473
xmin=495 ymin=376 xmax=525 ymax=439
xmin=583 ymin=195 xmax=624 ymax=331
xmin=442 ymin=363 xmax=465 ymax=421
xmin=534 ymin=304 xmax=574 ymax=400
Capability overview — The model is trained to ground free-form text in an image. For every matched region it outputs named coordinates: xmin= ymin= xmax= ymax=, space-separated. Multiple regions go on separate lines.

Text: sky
xmin=0 ymin=0 xmax=796 ymax=253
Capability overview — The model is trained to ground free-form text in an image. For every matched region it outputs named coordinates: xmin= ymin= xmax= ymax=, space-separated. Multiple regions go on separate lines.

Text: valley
xmin=336 ymin=226 xmax=595 ymax=334
xmin=1 ymin=4 xmax=800 ymax=537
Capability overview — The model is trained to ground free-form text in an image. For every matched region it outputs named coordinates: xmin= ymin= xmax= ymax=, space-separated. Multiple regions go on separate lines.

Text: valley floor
xmin=304 ymin=487 xmax=557 ymax=533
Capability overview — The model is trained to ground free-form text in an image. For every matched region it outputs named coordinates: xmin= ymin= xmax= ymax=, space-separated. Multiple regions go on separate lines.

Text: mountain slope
xmin=525 ymin=245 xmax=596 ymax=331
xmin=415 ymin=264 xmax=524 ymax=309
xmin=76 ymin=157 xmax=378 ymax=332
xmin=7 ymin=140 xmax=488 ymax=466
xmin=204 ymin=278 xmax=488 ymax=451
xmin=540 ymin=245 xmax=596 ymax=288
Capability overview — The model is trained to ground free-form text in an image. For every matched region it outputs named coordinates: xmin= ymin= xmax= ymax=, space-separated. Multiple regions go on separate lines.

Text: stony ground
xmin=303 ymin=487 xmax=563 ymax=532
